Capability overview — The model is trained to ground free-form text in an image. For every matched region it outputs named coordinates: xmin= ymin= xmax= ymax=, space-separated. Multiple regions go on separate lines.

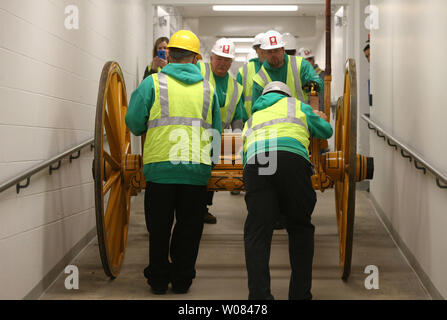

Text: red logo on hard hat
xmin=222 ymin=45 xmax=230 ymax=54
xmin=305 ymin=50 xmax=311 ymax=55
xmin=269 ymin=36 xmax=278 ymax=46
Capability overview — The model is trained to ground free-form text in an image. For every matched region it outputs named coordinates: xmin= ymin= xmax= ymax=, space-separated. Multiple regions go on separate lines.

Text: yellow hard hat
xmin=167 ymin=30 xmax=202 ymax=60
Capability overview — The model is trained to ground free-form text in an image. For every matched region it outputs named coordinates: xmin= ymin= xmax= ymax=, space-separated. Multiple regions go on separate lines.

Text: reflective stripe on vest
xmin=222 ymin=78 xmax=240 ymax=129
xmin=143 ymin=72 xmax=214 ymax=165
xmin=289 ymin=56 xmax=305 ymax=102
xmin=239 ymin=61 xmax=257 ymax=118
xmin=148 ymin=72 xmax=212 ymax=130
xmin=243 ymin=98 xmax=309 ymax=139
xmin=199 ymin=62 xmax=242 ymax=129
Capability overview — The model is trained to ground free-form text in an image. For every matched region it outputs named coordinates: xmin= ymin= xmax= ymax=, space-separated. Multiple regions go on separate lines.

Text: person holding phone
xmin=143 ymin=36 xmax=169 ymax=80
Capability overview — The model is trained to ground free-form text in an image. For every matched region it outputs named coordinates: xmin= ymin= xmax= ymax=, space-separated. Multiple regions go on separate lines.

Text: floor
xmin=41 ymin=189 xmax=430 ymax=300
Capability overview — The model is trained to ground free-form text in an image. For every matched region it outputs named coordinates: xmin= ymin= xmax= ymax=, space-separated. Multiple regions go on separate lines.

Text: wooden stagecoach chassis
xmin=92 ymin=59 xmax=371 ymax=281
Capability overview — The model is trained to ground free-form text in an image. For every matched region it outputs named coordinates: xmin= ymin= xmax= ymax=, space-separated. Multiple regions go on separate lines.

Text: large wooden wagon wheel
xmin=93 ymin=61 xmax=133 ymax=278
xmin=334 ymin=59 xmax=358 ymax=280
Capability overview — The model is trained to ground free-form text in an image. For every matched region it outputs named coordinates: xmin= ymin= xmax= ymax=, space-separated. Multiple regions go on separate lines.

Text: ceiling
xmin=175 ymin=4 xmax=340 ymax=18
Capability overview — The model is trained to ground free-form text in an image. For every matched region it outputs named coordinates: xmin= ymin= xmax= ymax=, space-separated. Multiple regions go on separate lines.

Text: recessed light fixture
xmin=213 ymin=5 xmax=298 ymax=12
xmin=235 ymin=57 xmax=247 ymax=62
xmin=227 ymin=38 xmax=255 ymax=43
xmin=235 ymin=48 xmax=256 ymax=54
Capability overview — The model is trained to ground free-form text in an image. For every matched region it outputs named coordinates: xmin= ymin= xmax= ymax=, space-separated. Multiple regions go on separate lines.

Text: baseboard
xmin=24 ymin=227 xmax=97 ymax=300
xmin=369 ymin=194 xmax=444 ymax=300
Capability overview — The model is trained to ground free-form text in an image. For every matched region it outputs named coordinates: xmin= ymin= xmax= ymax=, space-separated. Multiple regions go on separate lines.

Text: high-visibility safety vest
xmin=198 ymin=62 xmax=243 ymax=129
xmin=238 ymin=61 xmax=257 ymax=118
xmin=253 ymin=56 xmax=308 ymax=103
xmin=242 ymin=97 xmax=310 ymax=155
xmin=143 ymin=72 xmax=215 ymax=166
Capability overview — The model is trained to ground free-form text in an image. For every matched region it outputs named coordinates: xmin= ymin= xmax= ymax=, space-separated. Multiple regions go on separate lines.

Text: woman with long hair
xmin=143 ymin=36 xmax=169 ymax=80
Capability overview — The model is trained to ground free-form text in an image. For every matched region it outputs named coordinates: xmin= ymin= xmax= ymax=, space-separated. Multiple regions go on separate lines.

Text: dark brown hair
xmin=152 ymin=37 xmax=169 ymax=58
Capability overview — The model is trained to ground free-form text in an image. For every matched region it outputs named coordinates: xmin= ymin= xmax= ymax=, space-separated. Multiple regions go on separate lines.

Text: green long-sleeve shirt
xmin=243 ymin=92 xmax=333 ymax=166
xmin=252 ymin=54 xmax=324 ymax=108
xmin=125 ymin=63 xmax=222 ymax=185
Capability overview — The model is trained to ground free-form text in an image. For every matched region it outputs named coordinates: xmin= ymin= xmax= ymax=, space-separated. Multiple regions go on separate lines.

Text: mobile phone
xmin=157 ymin=50 xmax=166 ymax=60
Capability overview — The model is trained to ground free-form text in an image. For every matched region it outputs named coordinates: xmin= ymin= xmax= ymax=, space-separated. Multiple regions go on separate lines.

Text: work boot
xmin=204 ymin=209 xmax=217 ymax=224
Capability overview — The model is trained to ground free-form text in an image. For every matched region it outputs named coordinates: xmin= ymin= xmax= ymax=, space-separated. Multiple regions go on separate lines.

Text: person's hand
xmin=314 ymin=110 xmax=328 ymax=121
xmin=151 ymin=56 xmax=167 ymax=71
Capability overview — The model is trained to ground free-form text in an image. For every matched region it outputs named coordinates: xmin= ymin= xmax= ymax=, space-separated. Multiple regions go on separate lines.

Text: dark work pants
xmin=144 ymin=182 xmax=207 ymax=287
xmin=243 ymin=151 xmax=316 ymax=300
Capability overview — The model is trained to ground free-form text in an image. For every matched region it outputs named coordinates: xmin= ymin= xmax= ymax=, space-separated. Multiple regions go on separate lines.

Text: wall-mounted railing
xmin=0 ymin=138 xmax=94 ymax=194
xmin=362 ymin=114 xmax=447 ymax=189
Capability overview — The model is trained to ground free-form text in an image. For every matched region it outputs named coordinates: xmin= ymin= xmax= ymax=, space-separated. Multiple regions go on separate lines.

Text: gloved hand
xmin=302 ymin=81 xmax=320 ymax=93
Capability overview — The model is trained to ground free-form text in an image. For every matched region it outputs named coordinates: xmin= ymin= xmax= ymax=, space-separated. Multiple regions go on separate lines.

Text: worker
xmin=236 ymin=32 xmax=265 ymax=120
xmin=125 ymin=30 xmax=222 ymax=295
xmin=251 ymin=30 xmax=324 ymax=108
xmin=363 ymin=41 xmax=372 ymax=106
xmin=142 ymin=36 xmax=169 ymax=81
xmin=297 ymin=48 xmax=325 ymax=111
xmin=363 ymin=43 xmax=370 ymax=63
xmin=197 ymin=38 xmax=245 ymax=224
xmin=282 ymin=32 xmax=297 ymax=56
xmin=241 ymin=81 xmax=333 ymax=300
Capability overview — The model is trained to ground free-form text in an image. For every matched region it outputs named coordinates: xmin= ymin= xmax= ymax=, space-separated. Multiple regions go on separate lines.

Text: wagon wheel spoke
xmin=103 ymin=150 xmax=120 ymax=171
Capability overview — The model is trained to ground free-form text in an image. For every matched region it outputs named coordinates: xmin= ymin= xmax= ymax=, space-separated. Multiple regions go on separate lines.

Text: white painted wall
xmin=370 ymin=0 xmax=447 ymax=299
xmin=0 ymin=0 xmax=148 ymax=299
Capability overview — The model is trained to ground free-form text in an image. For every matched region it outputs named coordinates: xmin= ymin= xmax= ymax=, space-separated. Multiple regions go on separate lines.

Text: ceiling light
xmin=213 ymin=5 xmax=298 ymax=12
xmin=235 ymin=48 xmax=256 ymax=54
xmin=235 ymin=57 xmax=247 ymax=62
xmin=227 ymin=38 xmax=255 ymax=43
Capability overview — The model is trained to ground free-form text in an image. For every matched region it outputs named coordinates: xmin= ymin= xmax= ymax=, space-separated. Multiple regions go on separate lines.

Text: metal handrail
xmin=0 ymin=137 xmax=94 ymax=194
xmin=362 ymin=114 xmax=447 ymax=189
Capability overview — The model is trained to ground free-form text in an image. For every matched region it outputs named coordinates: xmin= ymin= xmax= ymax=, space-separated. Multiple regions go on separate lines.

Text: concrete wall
xmin=370 ymin=0 xmax=447 ymax=299
xmin=0 ymin=0 xmax=148 ymax=299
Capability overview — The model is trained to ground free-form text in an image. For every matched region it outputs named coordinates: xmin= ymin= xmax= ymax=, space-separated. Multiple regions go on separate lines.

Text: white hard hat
xmin=282 ymin=33 xmax=296 ymax=51
xmin=260 ymin=30 xmax=285 ymax=50
xmin=252 ymin=33 xmax=265 ymax=48
xmin=298 ymin=47 xmax=314 ymax=59
xmin=211 ymin=38 xmax=235 ymax=59
xmin=262 ymin=81 xmax=292 ymax=97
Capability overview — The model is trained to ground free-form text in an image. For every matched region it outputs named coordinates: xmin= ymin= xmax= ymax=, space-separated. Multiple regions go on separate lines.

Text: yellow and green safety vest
xmin=253 ymin=56 xmax=308 ymax=103
xmin=143 ymin=72 xmax=215 ymax=165
xmin=198 ymin=62 xmax=243 ymax=129
xmin=238 ymin=61 xmax=257 ymax=118
xmin=242 ymin=97 xmax=310 ymax=155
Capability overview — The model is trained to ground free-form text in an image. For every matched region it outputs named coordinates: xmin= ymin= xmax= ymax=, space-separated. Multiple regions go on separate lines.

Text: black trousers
xmin=143 ymin=182 xmax=207 ymax=287
xmin=243 ymin=151 xmax=316 ymax=300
